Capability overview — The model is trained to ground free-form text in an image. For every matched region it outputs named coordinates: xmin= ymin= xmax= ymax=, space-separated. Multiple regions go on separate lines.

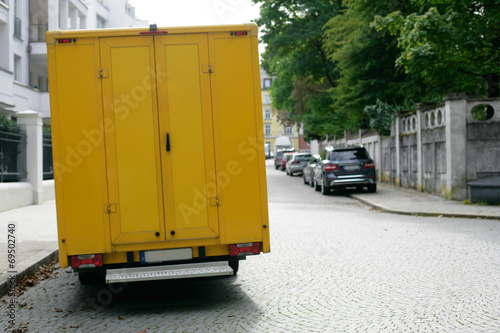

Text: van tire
xmin=78 ymin=270 xmax=104 ymax=285
xmin=367 ymin=184 xmax=377 ymax=193
xmin=229 ymin=260 xmax=239 ymax=275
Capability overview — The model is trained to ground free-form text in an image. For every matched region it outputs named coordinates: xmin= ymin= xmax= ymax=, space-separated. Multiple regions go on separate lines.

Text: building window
xmin=284 ymin=126 xmax=292 ymax=134
xmin=14 ymin=55 xmax=21 ymax=81
xmin=264 ymin=94 xmax=271 ymax=104
xmin=13 ymin=0 xmax=21 ymax=38
xmin=265 ymin=125 xmax=271 ymax=135
xmin=264 ymin=109 xmax=271 ymax=120
xmin=97 ymin=16 xmax=106 ymax=29
xmin=263 ymin=78 xmax=272 ymax=89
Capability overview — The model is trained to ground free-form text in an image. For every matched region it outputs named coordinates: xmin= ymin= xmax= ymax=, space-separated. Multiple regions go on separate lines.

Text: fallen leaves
xmin=14 ymin=261 xmax=58 ymax=296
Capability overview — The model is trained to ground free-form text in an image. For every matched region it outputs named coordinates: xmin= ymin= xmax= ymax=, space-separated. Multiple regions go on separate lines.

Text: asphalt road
xmin=1 ymin=161 xmax=500 ymax=332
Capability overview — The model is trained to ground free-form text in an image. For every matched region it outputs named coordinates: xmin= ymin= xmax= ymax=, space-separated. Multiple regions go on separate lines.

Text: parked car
xmin=286 ymin=153 xmax=312 ymax=176
xmin=303 ymin=154 xmax=320 ymax=186
xmin=313 ymin=146 xmax=377 ymax=195
xmin=274 ymin=149 xmax=294 ymax=170
xmin=281 ymin=152 xmax=295 ymax=171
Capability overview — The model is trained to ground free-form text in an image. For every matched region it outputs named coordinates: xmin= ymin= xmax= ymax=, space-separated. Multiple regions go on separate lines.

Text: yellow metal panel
xmin=155 ymin=34 xmax=219 ymax=240
xmin=100 ymin=37 xmax=164 ymax=244
xmin=46 ymin=24 xmax=258 ymax=44
xmin=49 ymin=41 xmax=107 ymax=257
xmin=166 ymin=44 xmax=208 ymax=229
xmin=212 ymin=36 xmax=264 ymax=242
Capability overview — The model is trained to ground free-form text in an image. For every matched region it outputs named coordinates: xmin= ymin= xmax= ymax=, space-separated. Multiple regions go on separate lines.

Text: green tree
xmin=253 ymin=0 xmax=343 ymax=138
xmin=324 ymin=0 xmax=419 ymax=130
xmin=373 ymin=0 xmax=500 ymax=98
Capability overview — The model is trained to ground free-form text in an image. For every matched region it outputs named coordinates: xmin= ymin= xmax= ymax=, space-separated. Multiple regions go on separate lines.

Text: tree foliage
xmin=254 ymin=0 xmax=500 ymax=138
xmin=324 ymin=0 xmax=415 ymax=131
xmin=373 ymin=0 xmax=500 ymax=98
xmin=253 ymin=0 xmax=342 ymax=138
xmin=363 ymin=100 xmax=394 ymax=136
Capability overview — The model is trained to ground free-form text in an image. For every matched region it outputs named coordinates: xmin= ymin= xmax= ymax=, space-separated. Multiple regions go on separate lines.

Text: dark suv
xmin=312 ymin=146 xmax=376 ymax=195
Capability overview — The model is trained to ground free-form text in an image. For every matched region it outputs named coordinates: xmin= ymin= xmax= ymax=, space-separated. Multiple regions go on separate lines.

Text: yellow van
xmin=46 ymin=24 xmax=270 ymax=284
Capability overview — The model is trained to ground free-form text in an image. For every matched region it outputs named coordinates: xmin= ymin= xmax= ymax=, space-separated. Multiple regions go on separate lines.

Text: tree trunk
xmin=487 ymin=73 xmax=499 ymax=98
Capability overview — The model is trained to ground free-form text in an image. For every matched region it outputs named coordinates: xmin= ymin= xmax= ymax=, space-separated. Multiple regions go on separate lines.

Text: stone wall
xmin=319 ymin=95 xmax=500 ymax=201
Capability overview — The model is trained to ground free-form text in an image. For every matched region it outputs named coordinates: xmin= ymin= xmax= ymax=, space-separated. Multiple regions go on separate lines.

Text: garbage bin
xmin=468 ymin=176 xmax=500 ymax=205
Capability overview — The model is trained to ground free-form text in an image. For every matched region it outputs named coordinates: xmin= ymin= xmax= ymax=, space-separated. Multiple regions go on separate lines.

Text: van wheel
xmin=367 ymin=184 xmax=377 ymax=193
xmin=229 ymin=260 xmax=239 ymax=275
xmin=78 ymin=270 xmax=104 ymax=285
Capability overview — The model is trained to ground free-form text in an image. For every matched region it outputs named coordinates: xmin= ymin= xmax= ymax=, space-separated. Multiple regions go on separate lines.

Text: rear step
xmin=105 ymin=262 xmax=234 ymax=284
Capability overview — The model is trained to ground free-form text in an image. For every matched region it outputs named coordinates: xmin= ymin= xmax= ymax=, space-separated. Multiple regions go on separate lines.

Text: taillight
xmin=291 ymin=161 xmax=299 ymax=164
xmin=71 ymin=254 xmax=103 ymax=269
xmin=324 ymin=164 xmax=338 ymax=171
xmin=230 ymin=243 xmax=260 ymax=256
xmin=364 ymin=162 xmax=375 ymax=169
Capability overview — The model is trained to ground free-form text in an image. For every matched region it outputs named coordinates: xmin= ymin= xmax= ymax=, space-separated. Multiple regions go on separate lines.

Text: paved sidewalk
xmin=350 ymin=183 xmax=500 ymax=219
xmin=0 ymin=200 xmax=58 ymax=296
xmin=0 ymin=184 xmax=498 ymax=296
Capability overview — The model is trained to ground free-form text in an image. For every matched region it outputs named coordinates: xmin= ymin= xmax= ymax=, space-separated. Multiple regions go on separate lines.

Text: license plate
xmin=343 ymin=165 xmax=360 ymax=171
xmin=140 ymin=248 xmax=193 ymax=263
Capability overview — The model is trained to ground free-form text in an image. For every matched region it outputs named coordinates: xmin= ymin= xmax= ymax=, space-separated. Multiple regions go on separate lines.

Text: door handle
xmin=166 ymin=132 xmax=170 ymax=152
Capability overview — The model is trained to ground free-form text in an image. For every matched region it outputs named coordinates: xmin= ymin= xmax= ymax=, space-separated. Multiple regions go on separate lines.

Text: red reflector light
xmin=324 ymin=164 xmax=339 ymax=171
xmin=71 ymin=254 xmax=103 ymax=269
xmin=232 ymin=31 xmax=248 ymax=36
xmin=364 ymin=162 xmax=375 ymax=169
xmin=58 ymin=38 xmax=73 ymax=43
xmin=230 ymin=243 xmax=260 ymax=256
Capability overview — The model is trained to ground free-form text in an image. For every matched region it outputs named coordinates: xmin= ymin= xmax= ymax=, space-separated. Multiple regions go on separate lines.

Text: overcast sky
xmin=128 ymin=0 xmax=261 ymax=27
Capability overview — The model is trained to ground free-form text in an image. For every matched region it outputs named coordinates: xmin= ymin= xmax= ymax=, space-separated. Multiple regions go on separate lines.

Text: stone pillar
xmin=444 ymin=93 xmax=468 ymax=200
xmin=79 ymin=14 xmax=86 ymax=29
xmin=16 ymin=111 xmax=43 ymax=204
xmin=416 ymin=109 xmax=423 ymax=191
xmin=47 ymin=0 xmax=59 ymax=30
xmin=395 ymin=114 xmax=401 ymax=186
xmin=59 ymin=0 xmax=68 ymax=30
xmin=70 ymin=8 xmax=78 ymax=29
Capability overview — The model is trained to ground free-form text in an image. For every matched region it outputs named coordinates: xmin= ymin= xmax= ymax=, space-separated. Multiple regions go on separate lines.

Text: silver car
xmin=286 ymin=153 xmax=312 ymax=176
xmin=303 ymin=154 xmax=320 ymax=186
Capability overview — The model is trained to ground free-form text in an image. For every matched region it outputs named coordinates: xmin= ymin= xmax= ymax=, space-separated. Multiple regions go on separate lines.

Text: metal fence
xmin=29 ymin=24 xmax=48 ymax=42
xmin=43 ymin=130 xmax=53 ymax=180
xmin=0 ymin=125 xmax=25 ymax=183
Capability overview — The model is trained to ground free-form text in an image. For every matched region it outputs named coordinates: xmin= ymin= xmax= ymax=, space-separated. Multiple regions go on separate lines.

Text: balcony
xmin=30 ymin=24 xmax=48 ymax=42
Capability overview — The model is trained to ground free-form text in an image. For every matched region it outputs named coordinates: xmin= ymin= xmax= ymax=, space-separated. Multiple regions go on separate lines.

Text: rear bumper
xmin=289 ymin=165 xmax=305 ymax=173
xmin=326 ymin=174 xmax=376 ymax=188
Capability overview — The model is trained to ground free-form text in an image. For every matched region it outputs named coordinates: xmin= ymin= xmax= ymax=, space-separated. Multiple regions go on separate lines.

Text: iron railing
xmin=29 ymin=24 xmax=48 ymax=42
xmin=43 ymin=131 xmax=53 ymax=180
xmin=0 ymin=125 xmax=25 ymax=183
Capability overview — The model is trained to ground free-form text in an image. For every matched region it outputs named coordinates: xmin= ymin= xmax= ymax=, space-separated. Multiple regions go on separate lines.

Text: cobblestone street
xmin=2 ymin=162 xmax=500 ymax=332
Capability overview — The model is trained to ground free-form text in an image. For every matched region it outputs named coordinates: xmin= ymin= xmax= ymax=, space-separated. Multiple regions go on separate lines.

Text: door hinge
xmin=209 ymin=197 xmax=222 ymax=206
xmin=105 ymin=204 xmax=117 ymax=213
xmin=202 ymin=64 xmax=214 ymax=73
xmin=98 ymin=69 xmax=109 ymax=78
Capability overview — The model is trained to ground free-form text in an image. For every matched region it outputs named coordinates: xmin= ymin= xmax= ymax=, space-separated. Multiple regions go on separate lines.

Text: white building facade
xmin=0 ymin=0 xmax=147 ymax=210
xmin=0 ymin=0 xmax=147 ymax=121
